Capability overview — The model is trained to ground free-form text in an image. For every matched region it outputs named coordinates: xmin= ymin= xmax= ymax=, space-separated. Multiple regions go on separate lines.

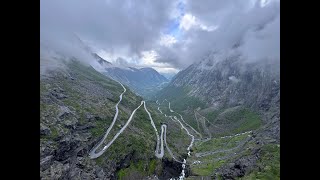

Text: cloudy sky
xmin=40 ymin=0 xmax=280 ymax=74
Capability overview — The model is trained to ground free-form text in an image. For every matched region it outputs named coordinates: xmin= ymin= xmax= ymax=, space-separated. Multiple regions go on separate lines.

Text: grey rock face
xmin=215 ymin=149 xmax=261 ymax=179
xmin=40 ymin=155 xmax=53 ymax=171
xmin=95 ymin=167 xmax=105 ymax=178
xmin=40 ymin=60 xmax=159 ymax=180
xmin=170 ymin=57 xmax=279 ymax=112
xmin=40 ymin=123 xmax=51 ymax=136
xmin=57 ymin=106 xmax=72 ymax=119
xmin=157 ymin=54 xmax=280 ymax=179
xmin=51 ymin=87 xmax=68 ymax=100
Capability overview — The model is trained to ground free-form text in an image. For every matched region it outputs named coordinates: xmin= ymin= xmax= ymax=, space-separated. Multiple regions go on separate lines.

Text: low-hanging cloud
xmin=155 ymin=0 xmax=280 ymax=69
xmin=41 ymin=0 xmax=280 ymax=72
xmin=41 ymin=0 xmax=176 ymax=62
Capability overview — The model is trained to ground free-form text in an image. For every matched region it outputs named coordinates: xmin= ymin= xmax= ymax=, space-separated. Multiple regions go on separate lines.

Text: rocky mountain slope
xmin=155 ymin=51 xmax=280 ymax=179
xmin=90 ymin=53 xmax=169 ymax=98
xmin=103 ymin=66 xmax=169 ymax=98
xmin=40 ymin=57 xmax=188 ymax=180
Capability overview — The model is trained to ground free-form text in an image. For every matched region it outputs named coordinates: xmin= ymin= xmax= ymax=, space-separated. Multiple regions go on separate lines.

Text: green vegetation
xmin=192 ymin=160 xmax=226 ymax=176
xmin=180 ymin=111 xmax=201 ymax=133
xmin=90 ymin=119 xmax=111 ymax=138
xmin=117 ymin=168 xmax=127 ymax=180
xmin=50 ymin=127 xmax=59 ymax=139
xmin=195 ymin=133 xmax=248 ymax=152
xmin=238 ymin=144 xmax=280 ymax=180
xmin=225 ymin=108 xmax=262 ymax=133
xmin=157 ymin=85 xmax=206 ymax=111
xmin=189 ymin=133 xmax=250 ymax=177
xmin=40 ymin=126 xmax=60 ymax=142
xmin=148 ymin=159 xmax=157 ymax=174
xmin=205 ymin=109 xmax=223 ymax=123
xmin=117 ymin=159 xmax=160 ymax=180
xmin=200 ymin=107 xmax=262 ymax=136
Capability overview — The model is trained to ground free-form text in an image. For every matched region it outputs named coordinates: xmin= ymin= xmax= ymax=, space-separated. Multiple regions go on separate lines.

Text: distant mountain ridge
xmin=155 ymin=51 xmax=280 ymax=179
xmin=160 ymin=72 xmax=177 ymax=81
xmin=92 ymin=53 xmax=169 ymax=98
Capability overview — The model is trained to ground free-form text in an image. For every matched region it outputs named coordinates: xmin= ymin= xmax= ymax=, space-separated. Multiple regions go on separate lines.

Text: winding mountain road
xmin=157 ymin=107 xmax=163 ymax=114
xmin=144 ymin=102 xmax=164 ymax=158
xmin=195 ymin=110 xmax=224 ymax=131
xmin=166 ymin=101 xmax=202 ymax=139
xmin=170 ymin=116 xmax=194 ymax=156
xmin=88 ymin=86 xmax=181 ymax=162
xmin=89 ymin=81 xmax=127 ymax=159
xmin=89 ymin=100 xmax=144 ymax=159
xmin=176 ymin=113 xmax=202 ymax=139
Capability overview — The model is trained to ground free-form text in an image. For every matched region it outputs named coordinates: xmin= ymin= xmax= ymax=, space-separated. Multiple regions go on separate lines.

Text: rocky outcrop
xmin=159 ymin=158 xmax=190 ymax=180
xmin=40 ymin=123 xmax=51 ymax=136
xmin=157 ymin=54 xmax=280 ymax=179
xmin=40 ymin=60 xmax=170 ymax=180
xmin=214 ymin=151 xmax=260 ymax=179
xmin=51 ymin=87 xmax=68 ymax=100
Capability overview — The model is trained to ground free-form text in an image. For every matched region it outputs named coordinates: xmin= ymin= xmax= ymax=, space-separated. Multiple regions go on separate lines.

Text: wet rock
xmin=80 ymin=172 xmax=93 ymax=180
xmin=143 ymin=175 xmax=160 ymax=180
xmin=40 ymin=123 xmax=51 ymax=136
xmin=119 ymin=152 xmax=134 ymax=169
xmin=76 ymin=123 xmax=95 ymax=131
xmin=217 ymin=154 xmax=259 ymax=179
xmin=40 ymin=155 xmax=53 ymax=171
xmin=56 ymin=125 xmax=67 ymax=139
xmin=50 ymin=161 xmax=64 ymax=179
xmin=69 ymin=167 xmax=82 ymax=179
xmin=79 ymin=132 xmax=92 ymax=142
xmin=85 ymin=113 xmax=95 ymax=121
xmin=96 ymin=167 xmax=105 ymax=178
xmin=40 ymin=141 xmax=56 ymax=158
xmin=159 ymin=158 xmax=184 ymax=179
xmin=77 ymin=148 xmax=88 ymax=158
xmin=55 ymin=135 xmax=73 ymax=161
xmin=76 ymin=157 xmax=86 ymax=168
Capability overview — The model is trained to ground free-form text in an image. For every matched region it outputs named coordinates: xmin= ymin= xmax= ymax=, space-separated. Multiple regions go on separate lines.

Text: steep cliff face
xmin=156 ymin=52 xmax=280 ymax=179
xmin=164 ymin=52 xmax=279 ymax=111
xmin=40 ymin=59 xmax=178 ymax=179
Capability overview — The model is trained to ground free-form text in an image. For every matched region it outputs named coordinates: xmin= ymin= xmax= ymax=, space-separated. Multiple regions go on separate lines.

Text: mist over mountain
xmin=91 ymin=53 xmax=170 ymax=98
xmin=40 ymin=0 xmax=279 ymax=179
xmin=103 ymin=66 xmax=169 ymax=98
xmin=156 ymin=51 xmax=279 ymax=178
xmin=159 ymin=72 xmax=177 ymax=81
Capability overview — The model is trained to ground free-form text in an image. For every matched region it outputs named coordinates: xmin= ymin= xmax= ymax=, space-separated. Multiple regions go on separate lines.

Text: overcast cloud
xmin=40 ymin=0 xmax=280 ymax=73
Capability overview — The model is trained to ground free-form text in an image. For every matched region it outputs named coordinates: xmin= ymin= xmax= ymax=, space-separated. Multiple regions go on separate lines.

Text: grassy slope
xmin=189 ymin=133 xmax=249 ymax=176
xmin=154 ymin=84 xmax=270 ymax=179
xmin=237 ymin=144 xmax=280 ymax=180
xmin=156 ymin=85 xmax=206 ymax=112
xmin=40 ymin=60 xmax=166 ymax=179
